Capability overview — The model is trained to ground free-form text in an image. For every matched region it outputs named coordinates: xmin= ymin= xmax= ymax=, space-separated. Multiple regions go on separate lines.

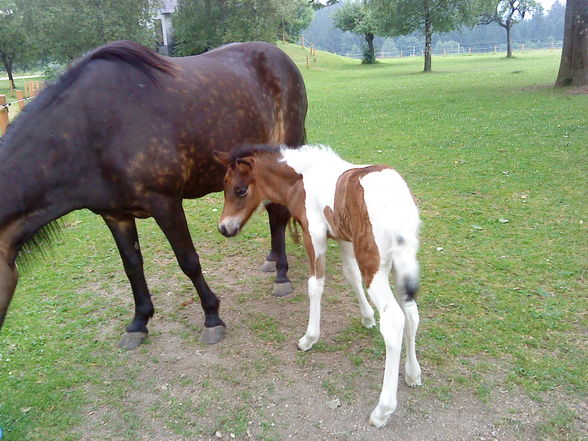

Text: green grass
xmin=1 ymin=45 xmax=587 ymax=440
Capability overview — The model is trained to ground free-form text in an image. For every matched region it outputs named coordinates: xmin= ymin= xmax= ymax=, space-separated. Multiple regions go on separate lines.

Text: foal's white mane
xmin=280 ymin=144 xmax=349 ymax=173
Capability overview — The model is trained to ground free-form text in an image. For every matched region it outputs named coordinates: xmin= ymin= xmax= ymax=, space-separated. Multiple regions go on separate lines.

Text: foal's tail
xmin=392 ymin=242 xmax=420 ymax=301
xmin=287 ymin=218 xmax=301 ymax=244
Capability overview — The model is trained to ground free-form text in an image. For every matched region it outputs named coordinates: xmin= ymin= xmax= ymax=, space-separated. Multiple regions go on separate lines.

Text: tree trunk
xmin=506 ymin=21 xmax=513 ymax=58
xmin=0 ymin=56 xmax=15 ymax=92
xmin=556 ymin=0 xmax=588 ymax=87
xmin=423 ymin=1 xmax=432 ymax=72
xmin=363 ymin=33 xmax=376 ymax=64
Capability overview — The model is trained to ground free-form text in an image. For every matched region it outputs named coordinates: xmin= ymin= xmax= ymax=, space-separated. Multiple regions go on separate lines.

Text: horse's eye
xmin=235 ymin=185 xmax=248 ymax=198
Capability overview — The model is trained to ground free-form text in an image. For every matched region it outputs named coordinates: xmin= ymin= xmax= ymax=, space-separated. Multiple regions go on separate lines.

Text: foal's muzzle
xmin=218 ymin=221 xmax=240 ymax=237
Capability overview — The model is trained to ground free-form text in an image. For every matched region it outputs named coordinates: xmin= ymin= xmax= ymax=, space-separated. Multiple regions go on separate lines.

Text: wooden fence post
xmin=16 ymin=90 xmax=25 ymax=110
xmin=301 ymin=35 xmax=305 ymax=49
xmin=306 ymin=55 xmax=310 ymax=69
xmin=0 ymin=95 xmax=9 ymax=136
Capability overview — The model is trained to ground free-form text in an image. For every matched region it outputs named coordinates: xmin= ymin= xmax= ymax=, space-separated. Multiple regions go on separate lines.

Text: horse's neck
xmin=0 ymin=142 xmax=79 ymax=259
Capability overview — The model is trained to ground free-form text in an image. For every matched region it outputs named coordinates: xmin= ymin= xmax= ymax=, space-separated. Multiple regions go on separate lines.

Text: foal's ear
xmin=213 ymin=150 xmax=232 ymax=168
xmin=236 ymin=158 xmax=254 ymax=171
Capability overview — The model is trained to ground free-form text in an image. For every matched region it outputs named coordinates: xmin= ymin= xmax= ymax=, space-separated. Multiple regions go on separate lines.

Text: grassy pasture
xmin=0 ymin=45 xmax=586 ymax=440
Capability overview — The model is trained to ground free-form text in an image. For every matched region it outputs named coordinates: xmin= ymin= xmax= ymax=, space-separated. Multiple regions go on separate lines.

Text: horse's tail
xmin=16 ymin=220 xmax=63 ymax=273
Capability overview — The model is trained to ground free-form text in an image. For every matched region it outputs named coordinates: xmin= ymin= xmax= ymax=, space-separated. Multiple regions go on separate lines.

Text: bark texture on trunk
xmin=424 ymin=1 xmax=432 ymax=72
xmin=556 ymin=0 xmax=588 ymax=87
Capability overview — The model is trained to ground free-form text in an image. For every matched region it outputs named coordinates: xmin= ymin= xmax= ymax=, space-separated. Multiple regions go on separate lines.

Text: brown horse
xmin=0 ymin=41 xmax=307 ymax=349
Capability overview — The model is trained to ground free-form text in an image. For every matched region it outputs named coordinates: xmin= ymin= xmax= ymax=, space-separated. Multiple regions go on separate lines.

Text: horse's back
xmin=69 ymin=42 xmax=307 ymax=204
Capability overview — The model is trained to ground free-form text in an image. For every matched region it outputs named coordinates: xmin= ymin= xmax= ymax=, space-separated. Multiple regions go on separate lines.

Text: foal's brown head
xmin=215 ymin=152 xmax=263 ymax=237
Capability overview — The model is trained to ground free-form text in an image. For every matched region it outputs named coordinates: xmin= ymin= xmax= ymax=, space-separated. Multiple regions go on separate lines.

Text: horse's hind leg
xmin=153 ymin=200 xmax=226 ymax=345
xmin=103 ymin=215 xmax=154 ymax=350
xmin=263 ymin=203 xmax=292 ymax=297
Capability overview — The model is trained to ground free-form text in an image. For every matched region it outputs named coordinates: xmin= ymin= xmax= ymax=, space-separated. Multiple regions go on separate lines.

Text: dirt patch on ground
xmin=72 ymin=244 xmax=584 ymax=441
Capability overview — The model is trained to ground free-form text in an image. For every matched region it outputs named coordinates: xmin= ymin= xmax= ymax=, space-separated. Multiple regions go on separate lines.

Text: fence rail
xmin=343 ymin=40 xmax=563 ymax=60
xmin=0 ymin=80 xmax=43 ymax=136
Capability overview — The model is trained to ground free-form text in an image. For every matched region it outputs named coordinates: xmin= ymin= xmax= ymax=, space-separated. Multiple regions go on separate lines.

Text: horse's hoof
xmin=118 ymin=332 xmax=148 ymax=350
xmin=261 ymin=259 xmax=277 ymax=273
xmin=273 ymin=281 xmax=292 ymax=297
xmin=199 ymin=325 xmax=226 ymax=345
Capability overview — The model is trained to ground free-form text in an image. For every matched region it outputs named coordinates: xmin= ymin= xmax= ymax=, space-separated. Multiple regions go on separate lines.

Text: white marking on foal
xmin=219 ymin=144 xmax=422 ymax=428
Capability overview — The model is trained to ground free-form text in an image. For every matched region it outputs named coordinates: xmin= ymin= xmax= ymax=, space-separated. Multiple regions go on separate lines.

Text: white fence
xmin=343 ymin=40 xmax=563 ymax=59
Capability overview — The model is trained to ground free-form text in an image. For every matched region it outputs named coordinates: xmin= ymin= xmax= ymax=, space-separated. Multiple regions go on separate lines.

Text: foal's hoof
xmin=118 ymin=332 xmax=148 ymax=350
xmin=273 ymin=281 xmax=292 ymax=297
xmin=199 ymin=325 xmax=226 ymax=345
xmin=369 ymin=407 xmax=392 ymax=429
xmin=260 ymin=259 xmax=277 ymax=273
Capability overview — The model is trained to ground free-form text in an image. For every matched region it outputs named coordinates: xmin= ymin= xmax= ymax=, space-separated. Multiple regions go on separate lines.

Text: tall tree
xmin=18 ymin=0 xmax=159 ymax=63
xmin=555 ymin=0 xmax=588 ymax=87
xmin=479 ymin=0 xmax=541 ymax=58
xmin=333 ymin=1 xmax=380 ymax=64
xmin=174 ymin=0 xmax=313 ymax=56
xmin=369 ymin=0 xmax=479 ymax=72
xmin=173 ymin=0 xmax=227 ymax=55
xmin=0 ymin=1 xmax=35 ymax=90
xmin=278 ymin=0 xmax=314 ymax=41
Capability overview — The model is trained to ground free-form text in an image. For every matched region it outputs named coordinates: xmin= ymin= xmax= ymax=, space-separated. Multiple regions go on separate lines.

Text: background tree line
xmin=0 ymin=0 xmax=314 ymax=82
xmin=0 ymin=0 xmax=584 ymax=87
xmin=306 ymin=1 xmax=565 ymax=65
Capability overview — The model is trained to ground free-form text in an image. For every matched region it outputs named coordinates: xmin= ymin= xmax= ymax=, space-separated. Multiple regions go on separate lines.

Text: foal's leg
xmin=297 ymin=231 xmax=327 ymax=351
xmin=338 ymin=241 xmax=376 ymax=329
xmin=153 ymin=199 xmax=225 ymax=345
xmin=366 ymin=269 xmax=405 ymax=428
xmin=393 ymin=246 xmax=422 ymax=386
xmin=263 ymin=203 xmax=292 ymax=297
xmin=103 ymin=214 xmax=154 ymax=350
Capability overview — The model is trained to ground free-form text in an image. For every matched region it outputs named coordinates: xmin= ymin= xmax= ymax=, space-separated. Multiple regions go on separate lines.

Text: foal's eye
xmin=235 ymin=185 xmax=248 ymax=198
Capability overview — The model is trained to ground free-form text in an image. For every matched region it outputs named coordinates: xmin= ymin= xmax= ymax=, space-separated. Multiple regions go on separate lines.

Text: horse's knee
xmin=178 ymin=254 xmax=202 ymax=279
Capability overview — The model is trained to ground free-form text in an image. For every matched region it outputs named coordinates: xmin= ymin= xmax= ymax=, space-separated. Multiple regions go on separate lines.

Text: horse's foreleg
xmin=153 ymin=200 xmax=225 ymax=345
xmin=0 ymin=258 xmax=17 ymax=331
xmin=103 ymin=215 xmax=154 ymax=350
xmin=264 ymin=203 xmax=292 ymax=297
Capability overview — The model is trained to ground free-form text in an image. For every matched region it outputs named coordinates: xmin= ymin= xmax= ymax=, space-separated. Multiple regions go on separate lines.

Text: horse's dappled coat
xmin=0 ymin=40 xmax=307 ymax=349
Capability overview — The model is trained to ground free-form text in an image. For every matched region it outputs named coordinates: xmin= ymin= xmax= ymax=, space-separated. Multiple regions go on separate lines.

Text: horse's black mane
xmin=6 ymin=40 xmax=176 ymax=138
xmin=229 ymin=144 xmax=283 ymax=164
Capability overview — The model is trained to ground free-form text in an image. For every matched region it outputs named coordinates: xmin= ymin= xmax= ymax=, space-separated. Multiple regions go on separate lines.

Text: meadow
xmin=0 ymin=45 xmax=586 ymax=441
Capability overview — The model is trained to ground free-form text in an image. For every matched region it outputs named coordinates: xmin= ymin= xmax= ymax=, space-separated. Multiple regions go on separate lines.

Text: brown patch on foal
xmin=324 ymin=165 xmax=391 ymax=288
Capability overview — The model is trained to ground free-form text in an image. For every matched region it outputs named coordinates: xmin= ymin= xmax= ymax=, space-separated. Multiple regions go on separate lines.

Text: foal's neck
xmin=255 ymin=153 xmax=301 ymax=207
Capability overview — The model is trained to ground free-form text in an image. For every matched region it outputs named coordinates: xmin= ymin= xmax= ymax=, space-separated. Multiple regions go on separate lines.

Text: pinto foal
xmin=216 ymin=145 xmax=422 ymax=428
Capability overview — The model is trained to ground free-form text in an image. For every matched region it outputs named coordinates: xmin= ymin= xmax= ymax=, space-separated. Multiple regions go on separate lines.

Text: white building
xmin=156 ymin=0 xmax=177 ymax=55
